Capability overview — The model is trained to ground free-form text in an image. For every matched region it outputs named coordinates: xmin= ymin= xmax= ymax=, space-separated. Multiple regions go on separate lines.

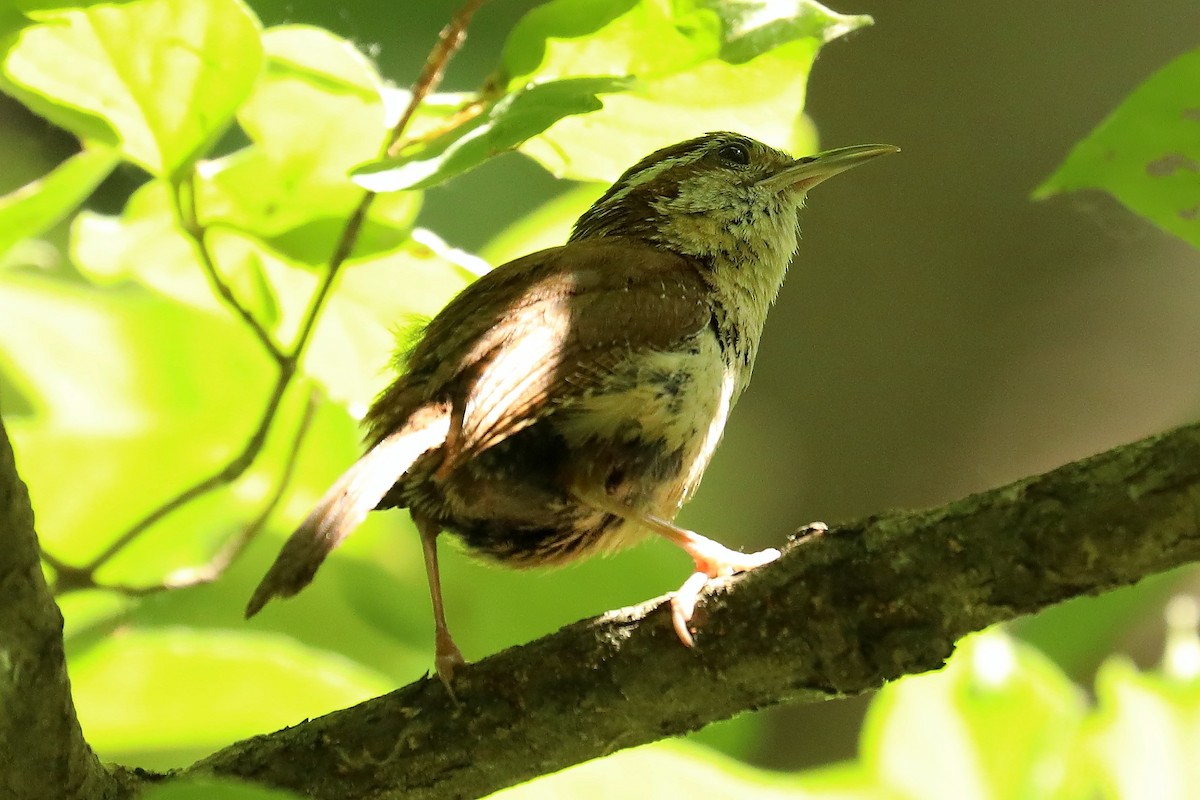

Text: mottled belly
xmin=402 ymin=335 xmax=740 ymax=568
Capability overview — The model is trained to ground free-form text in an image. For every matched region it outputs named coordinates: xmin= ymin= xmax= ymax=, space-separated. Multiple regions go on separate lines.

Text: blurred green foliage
xmin=1 ymin=0 xmax=1198 ymax=797
xmin=0 ymin=145 xmax=116 ymax=259
xmin=799 ymin=627 xmax=1200 ymax=800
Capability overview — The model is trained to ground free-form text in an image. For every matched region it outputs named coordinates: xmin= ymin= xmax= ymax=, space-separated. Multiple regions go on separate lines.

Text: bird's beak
xmin=760 ymin=143 xmax=900 ymax=194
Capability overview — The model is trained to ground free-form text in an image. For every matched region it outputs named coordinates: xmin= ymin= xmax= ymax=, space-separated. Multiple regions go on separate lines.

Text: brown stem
xmin=172 ymin=172 xmax=285 ymax=363
xmin=45 ymin=0 xmax=491 ymax=583
xmin=397 ymin=98 xmax=489 ymax=152
xmin=291 ymin=0 xmax=490 ymax=363
xmin=383 ymin=0 xmax=490 ymax=160
xmin=71 ymin=387 xmax=318 ymax=597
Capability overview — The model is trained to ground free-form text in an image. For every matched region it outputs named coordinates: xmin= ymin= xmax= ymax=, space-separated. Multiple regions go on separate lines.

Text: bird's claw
xmin=669 ymin=545 xmax=781 ymax=646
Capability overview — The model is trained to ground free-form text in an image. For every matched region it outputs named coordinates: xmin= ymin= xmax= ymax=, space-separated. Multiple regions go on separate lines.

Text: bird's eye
xmin=717 ymin=142 xmax=751 ymax=166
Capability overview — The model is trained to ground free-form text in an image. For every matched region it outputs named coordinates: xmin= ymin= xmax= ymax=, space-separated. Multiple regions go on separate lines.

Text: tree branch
xmin=0 ymin=416 xmax=138 ymax=799
xmin=185 ymin=421 xmax=1200 ymax=799
xmin=3 ymin=406 xmax=1198 ymax=798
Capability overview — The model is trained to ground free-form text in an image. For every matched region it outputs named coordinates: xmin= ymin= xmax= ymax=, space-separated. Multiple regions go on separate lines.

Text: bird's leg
xmin=413 ymin=512 xmax=465 ymax=690
xmin=574 ymin=491 xmax=779 ymax=646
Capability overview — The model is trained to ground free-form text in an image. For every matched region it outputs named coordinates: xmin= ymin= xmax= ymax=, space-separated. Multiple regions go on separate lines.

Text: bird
xmin=246 ymin=131 xmax=898 ymax=686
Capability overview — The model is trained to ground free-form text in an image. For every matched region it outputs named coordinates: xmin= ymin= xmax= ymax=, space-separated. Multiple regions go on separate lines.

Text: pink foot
xmin=670 ymin=541 xmax=780 ymax=646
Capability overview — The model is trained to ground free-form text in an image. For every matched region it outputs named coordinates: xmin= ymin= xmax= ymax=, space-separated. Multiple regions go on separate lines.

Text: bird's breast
xmin=554 ymin=327 xmax=743 ymax=514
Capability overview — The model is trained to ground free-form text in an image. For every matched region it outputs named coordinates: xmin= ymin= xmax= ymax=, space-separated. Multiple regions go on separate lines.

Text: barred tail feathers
xmin=245 ymin=406 xmax=450 ymax=617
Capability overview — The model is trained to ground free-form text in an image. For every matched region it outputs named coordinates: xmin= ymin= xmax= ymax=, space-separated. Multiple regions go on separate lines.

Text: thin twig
xmin=70 ymin=369 xmax=295 ymax=579
xmin=384 ymin=0 xmax=490 ymax=160
xmin=204 ymin=387 xmax=319 ymax=573
xmin=290 ymin=0 xmax=490 ymax=363
xmin=44 ymin=0 xmax=492 ymax=588
xmin=172 ymin=172 xmax=285 ymax=363
xmin=394 ymin=98 xmax=488 ymax=153
xmin=75 ymin=388 xmax=319 ymax=597
xmin=38 ymin=547 xmax=94 ymax=593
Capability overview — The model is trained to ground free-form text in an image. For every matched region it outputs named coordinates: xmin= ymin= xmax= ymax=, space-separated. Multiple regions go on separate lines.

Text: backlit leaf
xmin=1036 ymin=47 xmax=1200 ymax=250
xmin=352 ymin=77 xmax=627 ymax=193
xmin=0 ymin=145 xmax=118 ymax=259
xmin=504 ymin=0 xmax=862 ymax=181
xmin=1 ymin=0 xmax=262 ymax=177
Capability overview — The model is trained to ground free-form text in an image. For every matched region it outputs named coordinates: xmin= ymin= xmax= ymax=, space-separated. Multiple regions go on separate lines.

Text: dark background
xmin=5 ymin=0 xmax=1199 ymax=772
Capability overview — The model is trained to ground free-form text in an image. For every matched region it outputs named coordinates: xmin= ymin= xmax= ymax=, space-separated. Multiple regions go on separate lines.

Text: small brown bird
xmin=247 ymin=132 xmax=897 ymax=684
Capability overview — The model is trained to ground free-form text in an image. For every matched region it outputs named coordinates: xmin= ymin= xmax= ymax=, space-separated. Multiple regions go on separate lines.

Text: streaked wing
xmin=425 ymin=238 xmax=713 ymax=470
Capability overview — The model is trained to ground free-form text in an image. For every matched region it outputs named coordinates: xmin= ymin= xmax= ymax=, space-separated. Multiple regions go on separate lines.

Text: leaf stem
xmin=68 ymin=367 xmax=294 ymax=577
xmin=291 ymin=0 xmax=490 ymax=364
xmin=65 ymin=387 xmax=318 ymax=596
xmin=171 ymin=172 xmax=285 ymax=363
xmin=385 ymin=0 xmax=489 ymax=161
xmin=46 ymin=0 xmax=491 ymax=590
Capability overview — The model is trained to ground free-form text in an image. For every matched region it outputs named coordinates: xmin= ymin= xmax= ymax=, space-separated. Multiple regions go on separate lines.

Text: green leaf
xmin=240 ymin=25 xmax=386 ymax=188
xmin=52 ymin=418 xmax=433 ymax=690
xmin=197 ymin=147 xmax=421 ymax=267
xmin=526 ymin=43 xmax=820 ymax=181
xmin=143 ymin=777 xmax=305 ymax=800
xmin=0 ymin=272 xmax=277 ymax=573
xmin=861 ymin=631 xmax=1086 ymax=800
xmin=0 ymin=6 xmax=31 ymax=49
xmin=504 ymin=0 xmax=857 ymax=181
xmin=502 ymin=0 xmax=711 ymax=84
xmin=791 ymin=762 xmax=897 ymax=800
xmin=202 ymin=26 xmax=420 ymax=264
xmin=1085 ymin=658 xmax=1200 ymax=800
xmin=0 ymin=268 xmax=431 ymax=769
xmin=0 ymin=271 xmax=363 ymax=591
xmin=0 ymin=0 xmax=262 ymax=177
xmin=0 ymin=145 xmax=118 ymax=260
xmin=71 ymin=627 xmax=392 ymax=767
xmin=71 ymin=180 xmax=286 ymax=328
xmin=71 ymin=180 xmax=471 ymax=408
xmin=696 ymin=0 xmax=872 ymax=64
xmin=352 ymin=77 xmax=628 ymax=193
xmin=1036 ymin=46 xmax=1200 ymax=250
xmin=0 ymin=281 xmax=408 ymax=764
